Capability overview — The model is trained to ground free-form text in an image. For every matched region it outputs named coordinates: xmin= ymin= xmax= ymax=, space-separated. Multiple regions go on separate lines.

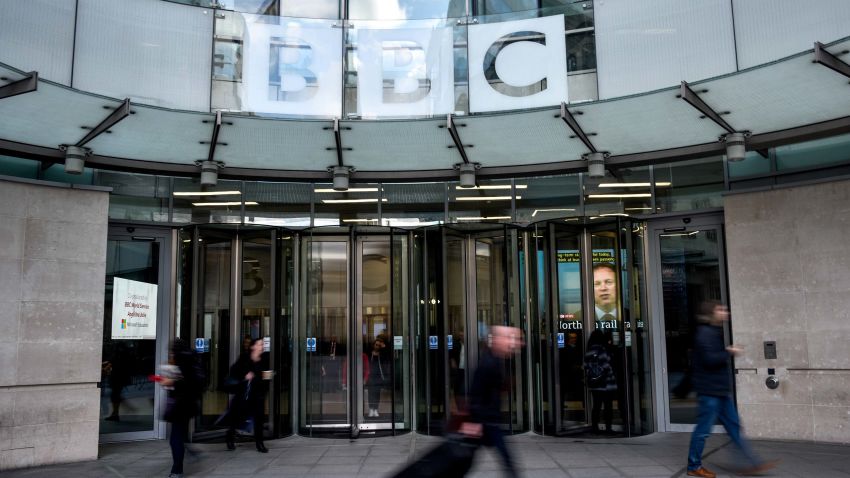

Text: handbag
xmin=220 ymin=375 xmax=242 ymax=394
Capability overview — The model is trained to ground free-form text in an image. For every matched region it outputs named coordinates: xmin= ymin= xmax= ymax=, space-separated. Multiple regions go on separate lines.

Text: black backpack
xmin=585 ymin=349 xmax=607 ymax=389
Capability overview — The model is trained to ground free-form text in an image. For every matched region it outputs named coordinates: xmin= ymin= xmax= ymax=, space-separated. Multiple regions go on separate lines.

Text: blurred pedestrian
xmin=161 ymin=339 xmax=202 ymax=478
xmin=104 ymin=342 xmax=133 ymax=422
xmin=366 ymin=336 xmax=389 ymax=418
xmin=585 ymin=329 xmax=617 ymax=434
xmin=460 ymin=325 xmax=524 ymax=478
xmin=686 ymin=301 xmax=777 ymax=477
xmin=224 ymin=338 xmax=270 ymax=453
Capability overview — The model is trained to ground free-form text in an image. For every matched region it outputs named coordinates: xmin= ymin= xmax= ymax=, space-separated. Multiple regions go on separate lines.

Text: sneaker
xmin=687 ymin=467 xmax=716 ymax=478
xmin=738 ymin=460 xmax=779 ymax=476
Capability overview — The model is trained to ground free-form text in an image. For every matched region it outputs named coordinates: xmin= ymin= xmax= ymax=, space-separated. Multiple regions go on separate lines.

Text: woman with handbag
xmin=161 ymin=339 xmax=202 ymax=478
xmin=223 ymin=337 xmax=270 ymax=453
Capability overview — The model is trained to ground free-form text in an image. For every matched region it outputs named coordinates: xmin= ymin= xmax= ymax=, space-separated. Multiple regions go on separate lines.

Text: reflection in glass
xmin=660 ymin=228 xmax=723 ymax=424
xmin=100 ymin=241 xmax=159 ymax=435
xmin=195 ymin=234 xmax=232 ymax=432
xmin=554 ymin=228 xmax=585 ymax=428
xmin=655 ymin=157 xmax=724 ymax=213
xmin=349 ymin=0 xmax=466 ymax=20
xmin=589 ymin=230 xmax=624 ymax=432
xmin=301 ymin=240 xmax=349 ymax=432
xmin=242 ymin=234 xmax=273 ymax=437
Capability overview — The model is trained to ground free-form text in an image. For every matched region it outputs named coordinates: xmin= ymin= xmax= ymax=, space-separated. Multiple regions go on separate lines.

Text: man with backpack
xmin=585 ymin=329 xmax=617 ymax=434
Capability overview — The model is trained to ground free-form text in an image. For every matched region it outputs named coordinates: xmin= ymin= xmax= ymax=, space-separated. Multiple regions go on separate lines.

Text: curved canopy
xmin=2 ymin=36 xmax=850 ymax=182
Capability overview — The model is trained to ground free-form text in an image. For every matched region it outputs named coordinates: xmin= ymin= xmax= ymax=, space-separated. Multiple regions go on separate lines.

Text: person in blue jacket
xmin=686 ymin=301 xmax=776 ymax=477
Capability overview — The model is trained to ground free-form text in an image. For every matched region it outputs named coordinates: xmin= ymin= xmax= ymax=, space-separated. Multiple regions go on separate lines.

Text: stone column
xmin=725 ymin=179 xmax=850 ymax=444
xmin=0 ymin=178 xmax=109 ymax=470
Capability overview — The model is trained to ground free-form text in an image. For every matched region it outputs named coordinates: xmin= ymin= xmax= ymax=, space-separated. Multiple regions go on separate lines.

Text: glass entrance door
xmin=415 ymin=224 xmax=527 ymax=435
xmin=649 ymin=215 xmax=728 ymax=432
xmin=355 ymin=233 xmax=410 ymax=432
xmin=99 ymin=227 xmax=170 ymax=442
xmin=300 ymin=235 xmax=350 ymax=434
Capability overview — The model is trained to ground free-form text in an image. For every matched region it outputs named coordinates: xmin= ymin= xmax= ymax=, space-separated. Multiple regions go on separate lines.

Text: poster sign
xmin=263 ymin=336 xmax=271 ymax=352
xmin=557 ymin=332 xmax=565 ymax=349
xmin=394 ymin=335 xmax=403 ymax=350
xmin=306 ymin=337 xmax=317 ymax=352
xmin=111 ymin=278 xmax=157 ymax=340
xmin=429 ymin=335 xmax=438 ymax=350
xmin=447 ymin=334 xmax=453 ymax=350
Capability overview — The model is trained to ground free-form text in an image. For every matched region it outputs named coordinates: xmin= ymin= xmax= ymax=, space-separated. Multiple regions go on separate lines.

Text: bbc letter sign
xmin=467 ymin=14 xmax=568 ymax=113
xmin=242 ymin=16 xmax=343 ymax=117
xmin=357 ymin=25 xmax=455 ymax=118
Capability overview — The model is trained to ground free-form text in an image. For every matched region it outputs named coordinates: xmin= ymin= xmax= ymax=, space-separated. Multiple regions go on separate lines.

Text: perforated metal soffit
xmin=2 ymin=36 xmax=850 ymax=182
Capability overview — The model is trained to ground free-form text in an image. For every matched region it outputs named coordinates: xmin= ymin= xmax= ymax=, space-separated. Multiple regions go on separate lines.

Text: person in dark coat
xmin=366 ymin=336 xmax=390 ymax=418
xmin=161 ymin=339 xmax=202 ymax=478
xmin=686 ymin=301 xmax=776 ymax=477
xmin=585 ymin=329 xmax=617 ymax=433
xmin=224 ymin=338 xmax=270 ymax=453
xmin=461 ymin=325 xmax=524 ymax=478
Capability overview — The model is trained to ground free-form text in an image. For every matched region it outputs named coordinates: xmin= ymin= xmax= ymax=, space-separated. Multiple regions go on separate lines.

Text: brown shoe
xmin=687 ymin=467 xmax=717 ymax=478
xmin=738 ymin=459 xmax=779 ymax=476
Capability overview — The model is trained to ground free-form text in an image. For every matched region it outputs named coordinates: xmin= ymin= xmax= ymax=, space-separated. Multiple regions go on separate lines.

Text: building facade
xmin=2 ymin=0 xmax=850 ymax=470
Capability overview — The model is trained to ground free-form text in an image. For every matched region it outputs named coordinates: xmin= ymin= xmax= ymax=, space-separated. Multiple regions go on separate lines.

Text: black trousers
xmin=591 ymin=390 xmax=615 ymax=431
xmin=170 ymin=418 xmax=189 ymax=474
xmin=226 ymin=398 xmax=265 ymax=445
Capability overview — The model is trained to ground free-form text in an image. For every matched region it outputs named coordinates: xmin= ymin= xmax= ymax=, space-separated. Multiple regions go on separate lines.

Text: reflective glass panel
xmin=381 ymin=182 xmax=446 ymax=227
xmin=349 ymin=0 xmax=467 ymax=20
xmin=449 ymin=179 xmax=514 ymax=223
xmin=244 ymin=182 xmax=312 ymax=227
xmin=96 ymin=171 xmax=169 ymax=222
xmin=584 ymin=167 xmax=654 ymax=218
xmin=516 ymin=174 xmax=580 ymax=224
xmin=313 ymin=182 xmax=381 ymax=226
xmin=172 ymin=179 xmax=243 ymax=224
xmin=100 ymin=240 xmax=159 ymax=435
xmin=655 ymin=157 xmax=724 ymax=213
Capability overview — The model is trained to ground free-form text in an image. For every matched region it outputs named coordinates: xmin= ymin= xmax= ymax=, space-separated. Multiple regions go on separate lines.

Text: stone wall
xmin=0 ymin=178 xmax=109 ymax=470
xmin=725 ymin=179 xmax=850 ymax=443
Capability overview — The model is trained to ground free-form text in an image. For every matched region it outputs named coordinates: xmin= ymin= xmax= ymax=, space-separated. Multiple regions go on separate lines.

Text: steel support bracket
xmin=559 ymin=102 xmax=596 ymax=153
xmin=0 ymin=71 xmax=38 ymax=100
xmin=814 ymin=41 xmax=850 ymax=79
xmin=446 ymin=114 xmax=471 ymax=164
xmin=680 ymin=82 xmax=767 ymax=158
xmin=76 ymin=98 xmax=131 ymax=148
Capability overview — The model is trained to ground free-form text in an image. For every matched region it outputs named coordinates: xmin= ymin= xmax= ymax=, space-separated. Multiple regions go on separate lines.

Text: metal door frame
xmin=354 ymin=233 xmax=408 ymax=432
xmin=299 ymin=233 xmax=351 ymax=434
xmin=99 ymin=225 xmax=174 ymax=443
xmin=647 ymin=213 xmax=729 ymax=433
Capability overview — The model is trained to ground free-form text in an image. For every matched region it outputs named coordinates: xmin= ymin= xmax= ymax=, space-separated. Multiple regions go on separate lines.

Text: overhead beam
xmin=680 ymin=81 xmax=768 ymax=158
xmin=333 ymin=118 xmax=344 ymax=166
xmin=813 ymin=41 xmax=850 ymax=79
xmin=76 ymin=98 xmax=130 ymax=147
xmin=0 ymin=71 xmax=38 ymax=100
xmin=205 ymin=111 xmax=223 ymax=162
xmin=446 ymin=114 xmax=471 ymax=164
xmin=559 ymin=102 xmax=596 ymax=153
xmin=679 ymin=81 xmax=735 ymax=134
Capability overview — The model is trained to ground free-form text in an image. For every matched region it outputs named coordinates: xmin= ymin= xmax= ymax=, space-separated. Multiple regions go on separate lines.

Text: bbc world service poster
xmin=111 ymin=277 xmax=158 ymax=340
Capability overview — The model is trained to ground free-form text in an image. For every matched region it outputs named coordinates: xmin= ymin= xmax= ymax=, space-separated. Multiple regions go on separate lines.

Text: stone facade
xmin=0 ymin=178 xmax=109 ymax=470
xmin=725 ymin=179 xmax=850 ymax=444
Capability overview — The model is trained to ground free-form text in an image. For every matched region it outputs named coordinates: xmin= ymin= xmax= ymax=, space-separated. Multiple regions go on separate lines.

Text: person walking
xmin=460 ymin=325 xmax=524 ymax=478
xmin=585 ymin=329 xmax=617 ymax=434
xmin=224 ymin=337 xmax=270 ymax=453
xmin=686 ymin=301 xmax=776 ymax=477
xmin=161 ymin=339 xmax=202 ymax=478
